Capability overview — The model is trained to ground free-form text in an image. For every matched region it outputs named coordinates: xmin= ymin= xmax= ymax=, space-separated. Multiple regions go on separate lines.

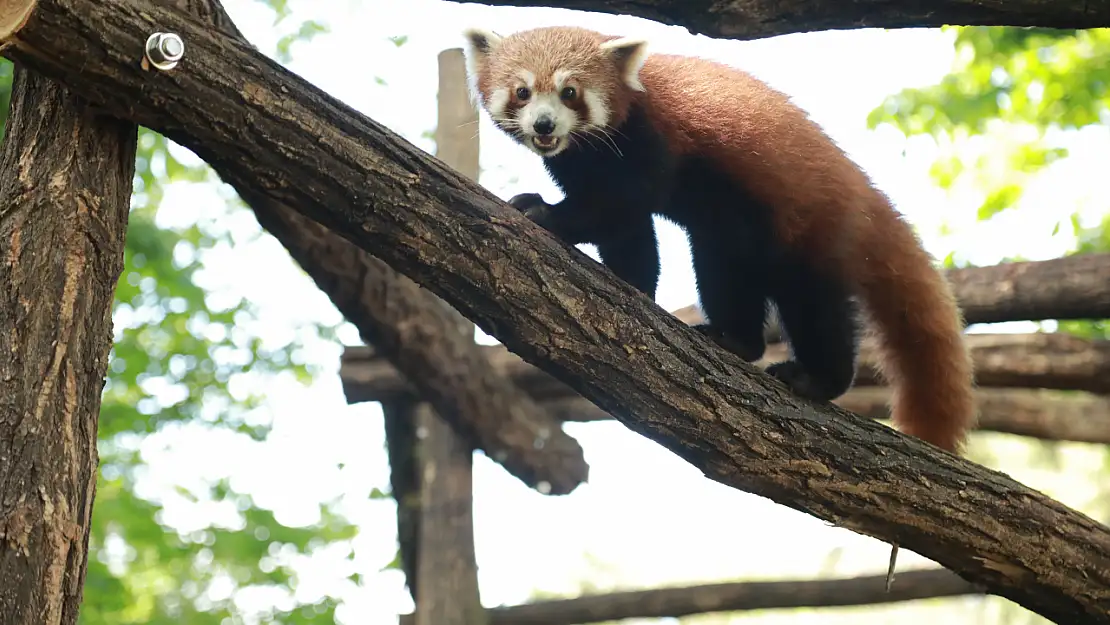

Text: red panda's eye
xmin=515 ymin=87 xmax=531 ymax=100
xmin=560 ymin=86 xmax=577 ymax=101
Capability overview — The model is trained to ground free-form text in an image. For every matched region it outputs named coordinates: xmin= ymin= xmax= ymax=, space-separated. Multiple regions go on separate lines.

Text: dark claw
xmin=766 ymin=360 xmax=839 ymax=402
xmin=507 ymin=192 xmax=547 ymax=213
xmin=692 ymin=323 xmax=765 ymax=363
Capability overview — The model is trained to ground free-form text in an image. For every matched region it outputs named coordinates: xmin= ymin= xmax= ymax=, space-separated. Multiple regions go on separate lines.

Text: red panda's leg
xmin=687 ymin=232 xmax=769 ymax=363
xmin=508 ymin=192 xmax=599 ymax=246
xmin=512 ymin=192 xmax=661 ymax=298
xmin=595 ymin=214 xmax=660 ymax=300
xmin=766 ymin=260 xmax=859 ymax=401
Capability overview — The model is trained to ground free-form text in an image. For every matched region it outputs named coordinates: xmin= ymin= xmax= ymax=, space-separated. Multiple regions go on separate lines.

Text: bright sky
xmin=137 ymin=1 xmax=1110 ymax=623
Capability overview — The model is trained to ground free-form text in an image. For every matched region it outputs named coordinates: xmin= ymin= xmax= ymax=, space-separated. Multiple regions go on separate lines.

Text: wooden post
xmin=385 ymin=47 xmax=486 ymax=625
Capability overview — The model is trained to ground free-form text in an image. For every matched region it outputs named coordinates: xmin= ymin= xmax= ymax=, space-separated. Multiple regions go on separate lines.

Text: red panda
xmin=462 ymin=25 xmax=977 ymax=452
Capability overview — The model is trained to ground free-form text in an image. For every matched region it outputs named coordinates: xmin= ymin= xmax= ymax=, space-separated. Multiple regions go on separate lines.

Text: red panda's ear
xmin=462 ymin=28 xmax=503 ymax=62
xmin=599 ymin=37 xmax=649 ymax=92
xmin=462 ymin=28 xmax=503 ymax=105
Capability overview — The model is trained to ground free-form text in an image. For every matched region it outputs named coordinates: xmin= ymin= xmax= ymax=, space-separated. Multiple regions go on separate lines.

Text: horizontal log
xmin=471 ymin=0 xmax=1110 ymax=41
xmin=672 ymin=253 xmax=1110 ymax=344
xmin=6 ymin=2 xmax=1110 ymax=620
xmin=341 ymin=331 xmax=1110 ymax=402
xmin=399 ymin=567 xmax=983 ymax=625
xmin=943 ymin=255 xmax=1110 ymax=325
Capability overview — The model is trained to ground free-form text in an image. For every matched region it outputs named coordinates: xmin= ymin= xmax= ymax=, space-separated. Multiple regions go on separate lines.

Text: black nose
xmin=533 ymin=117 xmax=555 ymax=136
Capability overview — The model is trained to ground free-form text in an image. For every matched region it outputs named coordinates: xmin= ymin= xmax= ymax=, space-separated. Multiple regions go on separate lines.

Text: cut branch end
xmin=0 ymin=0 xmax=35 ymax=41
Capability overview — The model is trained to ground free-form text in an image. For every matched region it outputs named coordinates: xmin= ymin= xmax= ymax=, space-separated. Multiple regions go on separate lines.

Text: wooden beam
xmin=676 ymin=254 xmax=1110 ymax=344
xmin=340 ymin=330 xmax=1110 ymax=402
xmin=398 ymin=567 xmax=983 ymax=625
xmin=394 ymin=48 xmax=486 ymax=625
xmin=542 ymin=387 xmax=1110 ymax=445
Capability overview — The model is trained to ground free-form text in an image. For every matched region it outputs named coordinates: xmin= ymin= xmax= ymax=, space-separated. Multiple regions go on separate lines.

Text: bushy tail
xmin=854 ymin=202 xmax=977 ymax=452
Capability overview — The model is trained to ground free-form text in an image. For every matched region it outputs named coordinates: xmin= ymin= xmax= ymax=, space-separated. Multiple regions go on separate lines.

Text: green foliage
xmin=276 ymin=20 xmax=329 ymax=64
xmin=870 ymin=27 xmax=1110 ymax=221
xmin=0 ymin=58 xmax=11 ymax=143
xmin=869 ymin=26 xmax=1110 ymax=341
xmin=0 ymin=2 xmax=397 ymax=623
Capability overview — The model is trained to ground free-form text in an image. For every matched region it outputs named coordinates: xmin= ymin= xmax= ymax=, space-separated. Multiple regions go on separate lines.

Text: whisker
xmin=579 ymin=126 xmax=622 ymax=158
xmin=595 ymin=130 xmax=624 ymax=158
xmin=602 ymin=125 xmax=630 ymax=142
xmin=573 ymin=131 xmax=603 ymax=152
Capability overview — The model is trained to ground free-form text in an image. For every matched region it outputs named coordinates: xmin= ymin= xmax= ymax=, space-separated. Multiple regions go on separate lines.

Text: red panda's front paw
xmin=507 ymin=192 xmax=548 ymax=213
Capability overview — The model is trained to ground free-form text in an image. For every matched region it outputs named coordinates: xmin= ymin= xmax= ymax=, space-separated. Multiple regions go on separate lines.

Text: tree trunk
xmin=0 ymin=68 xmax=135 ymax=624
xmin=5 ymin=2 xmax=1110 ymax=621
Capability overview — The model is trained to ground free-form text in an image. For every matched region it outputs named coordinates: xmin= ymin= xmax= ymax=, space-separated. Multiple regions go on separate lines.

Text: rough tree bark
xmin=399 ymin=567 xmax=983 ymax=625
xmin=0 ymin=69 xmax=136 ymax=624
xmin=475 ymin=0 xmax=1110 ymax=40
xmin=177 ymin=0 xmax=588 ymax=495
xmin=4 ymin=1 xmax=1110 ymax=621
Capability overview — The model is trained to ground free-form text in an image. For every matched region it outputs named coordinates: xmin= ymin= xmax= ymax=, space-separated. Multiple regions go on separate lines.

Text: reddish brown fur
xmin=471 ymin=27 xmax=977 ymax=452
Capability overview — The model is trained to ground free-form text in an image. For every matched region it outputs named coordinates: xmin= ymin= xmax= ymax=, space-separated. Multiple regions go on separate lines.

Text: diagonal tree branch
xmin=398 ymin=567 xmax=984 ymax=625
xmin=469 ymin=0 xmax=1110 ymax=41
xmin=4 ymin=1 xmax=1110 ymax=621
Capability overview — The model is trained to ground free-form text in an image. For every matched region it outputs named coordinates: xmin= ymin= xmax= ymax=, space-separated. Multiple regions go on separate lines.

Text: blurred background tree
xmin=0 ymin=2 xmax=387 ymax=623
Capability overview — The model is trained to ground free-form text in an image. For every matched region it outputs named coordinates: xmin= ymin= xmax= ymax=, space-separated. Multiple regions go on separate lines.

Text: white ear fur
xmin=462 ymin=28 xmax=502 ymax=62
xmin=599 ymin=37 xmax=649 ymax=92
xmin=461 ymin=28 xmax=503 ymax=105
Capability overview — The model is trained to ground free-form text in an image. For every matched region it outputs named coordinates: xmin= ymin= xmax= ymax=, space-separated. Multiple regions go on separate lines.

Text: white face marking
xmin=517 ymin=93 xmax=575 ymax=133
xmin=582 ymin=90 xmax=610 ymax=128
xmin=553 ymin=69 xmax=574 ymax=90
xmin=516 ymin=69 xmax=536 ymax=88
xmin=512 ymin=88 xmax=581 ymax=158
xmin=486 ymin=87 xmax=510 ymax=118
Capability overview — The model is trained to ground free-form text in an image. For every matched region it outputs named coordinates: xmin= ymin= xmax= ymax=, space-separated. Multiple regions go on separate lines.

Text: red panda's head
xmin=462 ymin=26 xmax=649 ymax=158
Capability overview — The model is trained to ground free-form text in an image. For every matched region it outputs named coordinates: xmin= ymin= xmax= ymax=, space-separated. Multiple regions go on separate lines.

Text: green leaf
xmin=977 ymin=183 xmax=1024 ymax=221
